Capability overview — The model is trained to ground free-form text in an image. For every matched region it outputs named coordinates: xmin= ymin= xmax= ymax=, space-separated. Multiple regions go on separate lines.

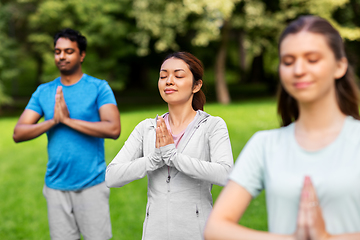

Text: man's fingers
xmin=56 ymin=86 xmax=62 ymax=94
xmin=56 ymin=86 xmax=66 ymax=106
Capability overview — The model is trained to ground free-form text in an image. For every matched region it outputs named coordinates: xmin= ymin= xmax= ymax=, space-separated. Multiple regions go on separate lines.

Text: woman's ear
xmin=192 ymin=80 xmax=203 ymax=93
xmin=334 ymin=57 xmax=348 ymax=80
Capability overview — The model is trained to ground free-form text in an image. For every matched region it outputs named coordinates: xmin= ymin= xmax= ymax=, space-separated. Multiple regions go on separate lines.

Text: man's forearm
xmin=13 ymin=119 xmax=57 ymax=143
xmin=62 ymin=118 xmax=120 ymax=139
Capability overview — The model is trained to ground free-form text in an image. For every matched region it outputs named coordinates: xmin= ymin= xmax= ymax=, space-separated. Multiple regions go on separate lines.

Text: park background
xmin=1 ymin=0 xmax=360 ymax=239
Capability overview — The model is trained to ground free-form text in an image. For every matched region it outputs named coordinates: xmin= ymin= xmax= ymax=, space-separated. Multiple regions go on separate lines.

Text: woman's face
xmin=279 ymin=31 xmax=347 ymax=104
xmin=158 ymin=57 xmax=201 ymax=106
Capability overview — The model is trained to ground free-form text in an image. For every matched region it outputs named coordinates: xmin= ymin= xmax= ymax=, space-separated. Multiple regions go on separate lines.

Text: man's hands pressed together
xmin=54 ymin=86 xmax=70 ymax=124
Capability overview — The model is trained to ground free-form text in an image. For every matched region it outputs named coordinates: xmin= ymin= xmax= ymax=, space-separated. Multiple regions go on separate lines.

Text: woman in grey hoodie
xmin=106 ymin=52 xmax=233 ymax=240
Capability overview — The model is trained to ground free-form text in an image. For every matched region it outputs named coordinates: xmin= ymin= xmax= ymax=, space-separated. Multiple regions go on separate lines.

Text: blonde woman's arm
xmin=204 ymin=180 xmax=293 ymax=240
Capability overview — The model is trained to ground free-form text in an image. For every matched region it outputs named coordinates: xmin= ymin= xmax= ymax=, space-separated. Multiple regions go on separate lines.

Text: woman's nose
xmin=294 ymin=59 xmax=306 ymax=77
xmin=166 ymin=75 xmax=174 ymax=85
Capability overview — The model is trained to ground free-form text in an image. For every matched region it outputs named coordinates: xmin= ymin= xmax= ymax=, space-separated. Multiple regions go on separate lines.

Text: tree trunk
xmin=126 ymin=60 xmax=148 ymax=89
xmin=238 ymin=29 xmax=246 ymax=81
xmin=350 ymin=0 xmax=360 ymax=26
xmin=215 ymin=20 xmax=231 ymax=105
xmin=248 ymin=50 xmax=264 ymax=83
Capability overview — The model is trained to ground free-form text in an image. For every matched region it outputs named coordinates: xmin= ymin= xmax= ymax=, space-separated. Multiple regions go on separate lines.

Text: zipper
xmin=165 ymin=117 xmax=208 ymax=190
xmin=143 ymin=204 xmax=150 ymax=238
xmin=166 ymin=166 xmax=171 ymax=192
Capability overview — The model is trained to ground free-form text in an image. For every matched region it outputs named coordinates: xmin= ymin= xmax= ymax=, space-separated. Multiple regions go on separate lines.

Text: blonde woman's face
xmin=279 ymin=31 xmax=347 ymax=104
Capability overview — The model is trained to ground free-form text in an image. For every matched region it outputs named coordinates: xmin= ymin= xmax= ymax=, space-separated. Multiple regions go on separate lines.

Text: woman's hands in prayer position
xmin=294 ymin=176 xmax=330 ymax=240
xmin=156 ymin=116 xmax=174 ymax=149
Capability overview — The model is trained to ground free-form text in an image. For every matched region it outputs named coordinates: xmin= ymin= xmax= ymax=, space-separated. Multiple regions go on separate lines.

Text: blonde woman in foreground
xmin=204 ymin=15 xmax=360 ymax=240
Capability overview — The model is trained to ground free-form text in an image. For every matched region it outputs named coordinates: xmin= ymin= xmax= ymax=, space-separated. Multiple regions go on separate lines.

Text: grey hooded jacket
xmin=106 ymin=110 xmax=233 ymax=240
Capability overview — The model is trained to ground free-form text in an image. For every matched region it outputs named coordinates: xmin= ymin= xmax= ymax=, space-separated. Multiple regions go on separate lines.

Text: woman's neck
xmin=167 ymin=103 xmax=197 ymax=135
xmin=295 ymin=91 xmax=346 ymax=151
xmin=297 ymin=91 xmax=345 ymax=131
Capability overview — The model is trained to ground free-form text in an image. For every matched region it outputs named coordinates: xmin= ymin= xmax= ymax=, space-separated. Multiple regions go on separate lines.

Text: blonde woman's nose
xmin=294 ymin=59 xmax=306 ymax=77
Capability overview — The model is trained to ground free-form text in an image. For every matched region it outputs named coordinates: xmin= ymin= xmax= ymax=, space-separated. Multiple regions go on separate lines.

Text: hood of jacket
xmin=149 ymin=110 xmax=210 ymax=129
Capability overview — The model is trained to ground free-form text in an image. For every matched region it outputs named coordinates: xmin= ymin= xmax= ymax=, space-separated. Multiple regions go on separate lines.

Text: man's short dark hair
xmin=54 ymin=28 xmax=87 ymax=54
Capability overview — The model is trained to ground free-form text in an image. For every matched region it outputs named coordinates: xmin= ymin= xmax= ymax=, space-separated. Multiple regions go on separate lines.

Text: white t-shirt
xmin=230 ymin=116 xmax=360 ymax=234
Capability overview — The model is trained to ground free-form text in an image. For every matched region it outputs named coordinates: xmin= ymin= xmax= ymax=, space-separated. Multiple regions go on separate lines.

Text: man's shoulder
xmin=35 ymin=78 xmax=60 ymax=92
xmin=82 ymin=74 xmax=108 ymax=86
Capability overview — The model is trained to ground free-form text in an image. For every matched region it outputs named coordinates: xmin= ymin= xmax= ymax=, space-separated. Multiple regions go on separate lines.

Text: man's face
xmin=54 ymin=37 xmax=85 ymax=75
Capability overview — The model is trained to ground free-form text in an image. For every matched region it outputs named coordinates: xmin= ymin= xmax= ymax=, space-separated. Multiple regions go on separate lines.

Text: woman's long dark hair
xmin=277 ymin=15 xmax=360 ymax=126
xmin=163 ymin=52 xmax=206 ymax=111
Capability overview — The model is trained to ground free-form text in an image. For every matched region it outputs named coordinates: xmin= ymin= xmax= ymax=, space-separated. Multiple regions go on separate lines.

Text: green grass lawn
xmin=0 ymin=98 xmax=279 ymax=239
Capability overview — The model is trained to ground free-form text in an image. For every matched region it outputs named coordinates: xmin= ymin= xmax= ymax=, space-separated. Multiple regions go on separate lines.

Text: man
xmin=13 ymin=28 xmax=120 ymax=240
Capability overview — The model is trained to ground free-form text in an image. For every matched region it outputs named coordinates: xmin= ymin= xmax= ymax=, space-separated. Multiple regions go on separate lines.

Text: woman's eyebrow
xmin=304 ymin=51 xmax=321 ymax=56
xmin=160 ymin=69 xmax=185 ymax=72
xmin=280 ymin=51 xmax=320 ymax=57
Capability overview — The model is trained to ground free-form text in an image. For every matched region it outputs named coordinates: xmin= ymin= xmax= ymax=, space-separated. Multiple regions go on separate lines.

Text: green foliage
xmin=27 ymin=0 xmax=136 ymax=83
xmin=0 ymin=3 xmax=17 ymax=106
xmin=226 ymin=0 xmax=360 ymax=86
xmin=1 ymin=0 xmax=360 ymax=102
xmin=235 ymin=0 xmax=360 ymax=56
xmin=131 ymin=0 xmax=360 ymax=59
xmin=131 ymin=0 xmax=241 ymax=55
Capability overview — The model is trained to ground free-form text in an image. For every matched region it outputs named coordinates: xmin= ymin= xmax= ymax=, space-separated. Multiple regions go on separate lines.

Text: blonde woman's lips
xmin=294 ymin=81 xmax=312 ymax=89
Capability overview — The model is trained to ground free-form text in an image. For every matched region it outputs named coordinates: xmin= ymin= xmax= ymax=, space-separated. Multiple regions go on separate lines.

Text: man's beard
xmin=58 ymin=62 xmax=81 ymax=76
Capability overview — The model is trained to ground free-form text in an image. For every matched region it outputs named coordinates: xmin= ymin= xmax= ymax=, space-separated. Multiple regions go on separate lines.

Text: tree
xmin=230 ymin=0 xmax=360 ymax=93
xmin=1 ymin=0 xmax=360 ymax=109
xmin=27 ymin=0 xmax=136 ymax=84
xmin=130 ymin=0 xmax=241 ymax=104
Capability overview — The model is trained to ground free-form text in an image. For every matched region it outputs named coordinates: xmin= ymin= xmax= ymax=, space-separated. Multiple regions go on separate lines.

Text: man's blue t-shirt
xmin=26 ymin=74 xmax=117 ymax=191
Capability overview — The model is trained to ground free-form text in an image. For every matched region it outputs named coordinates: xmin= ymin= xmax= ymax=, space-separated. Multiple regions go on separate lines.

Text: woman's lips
xmin=164 ymin=89 xmax=177 ymax=94
xmin=294 ymin=81 xmax=312 ymax=89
